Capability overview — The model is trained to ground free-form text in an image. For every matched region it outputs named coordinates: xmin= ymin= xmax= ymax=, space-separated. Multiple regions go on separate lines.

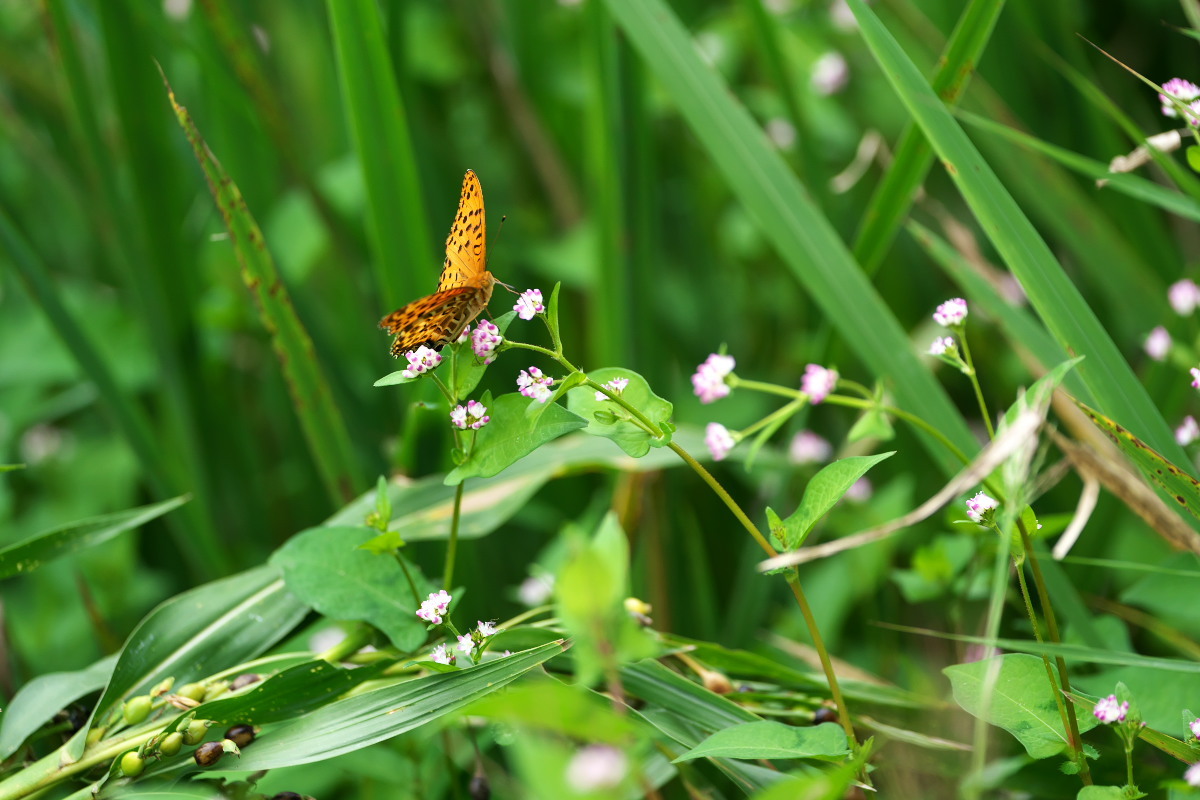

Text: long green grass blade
xmin=847 ymin=0 xmax=1192 ymax=473
xmin=326 ymin=0 xmax=431 ymax=306
xmin=164 ymin=76 xmax=364 ymax=504
xmin=852 ymin=0 xmax=1007 ymax=274
xmin=601 ymin=0 xmax=977 ymax=475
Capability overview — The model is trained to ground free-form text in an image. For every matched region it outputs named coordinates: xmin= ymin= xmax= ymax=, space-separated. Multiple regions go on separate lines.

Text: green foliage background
xmin=4 ymin=0 xmax=1200 ymax=796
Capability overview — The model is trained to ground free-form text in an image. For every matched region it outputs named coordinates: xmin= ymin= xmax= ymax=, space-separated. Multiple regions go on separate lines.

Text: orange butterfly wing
xmin=379 ymin=170 xmax=496 ymax=357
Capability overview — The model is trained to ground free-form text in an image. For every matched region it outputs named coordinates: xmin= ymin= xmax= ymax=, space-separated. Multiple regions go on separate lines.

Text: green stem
xmin=738 ymin=398 xmax=806 ymax=440
xmin=666 ymin=442 xmax=775 ymax=555
xmin=958 ymin=331 xmax=995 ymax=439
xmin=393 ymin=551 xmax=423 ymax=608
xmin=785 ymin=574 xmax=857 ymax=748
xmin=443 ymin=481 xmax=465 ymax=590
xmin=1016 ymin=522 xmax=1091 ymax=784
xmin=826 ymin=395 xmax=974 ymax=468
xmin=728 ymin=375 xmax=801 ymax=399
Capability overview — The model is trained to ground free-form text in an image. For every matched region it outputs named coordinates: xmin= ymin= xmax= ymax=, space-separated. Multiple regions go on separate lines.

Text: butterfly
xmin=379 ymin=170 xmax=496 ymax=357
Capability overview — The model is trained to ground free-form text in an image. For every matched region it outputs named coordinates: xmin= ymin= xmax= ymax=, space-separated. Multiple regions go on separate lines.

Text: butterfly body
xmin=379 ymin=170 xmax=494 ymax=357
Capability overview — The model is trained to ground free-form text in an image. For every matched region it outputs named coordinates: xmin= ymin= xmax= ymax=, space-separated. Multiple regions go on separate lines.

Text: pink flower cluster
xmin=471 ymin=319 xmax=503 ymax=364
xmin=595 ymin=377 xmax=630 ymax=402
xmin=705 ymin=422 xmax=736 ymax=461
xmin=933 ymin=298 xmax=968 ymax=327
xmin=1160 ymin=78 xmax=1200 ymax=124
xmin=450 ymin=400 xmax=490 ymax=430
xmin=692 ymin=354 xmax=735 ymax=404
xmin=965 ymin=491 xmax=998 ymax=523
xmin=401 ymin=346 xmax=442 ymax=379
xmin=1092 ymin=694 xmax=1128 ymax=724
xmin=514 ymin=288 xmax=545 ymax=320
xmin=518 ymin=367 xmax=555 ymax=403
xmin=416 ymin=589 xmax=452 ymax=625
xmin=800 ymin=364 xmax=837 ymax=404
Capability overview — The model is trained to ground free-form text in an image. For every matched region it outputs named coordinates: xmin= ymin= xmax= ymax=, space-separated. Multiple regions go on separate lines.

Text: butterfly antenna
xmin=490 ymin=215 xmax=522 ymax=294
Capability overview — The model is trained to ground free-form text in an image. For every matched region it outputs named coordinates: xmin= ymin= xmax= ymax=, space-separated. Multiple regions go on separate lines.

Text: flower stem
xmin=958 ymin=333 xmax=995 ymax=439
xmin=443 ymin=481 xmax=465 ymax=590
xmin=667 ymin=440 xmax=857 ymax=752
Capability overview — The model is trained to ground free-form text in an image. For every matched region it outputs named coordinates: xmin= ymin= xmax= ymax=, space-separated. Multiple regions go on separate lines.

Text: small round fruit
xmin=120 ymin=751 xmax=145 ymax=777
xmin=122 ymin=696 xmax=152 ymax=725
xmin=224 ymin=724 xmax=255 ymax=747
xmin=177 ymin=683 xmax=206 ymax=702
xmin=183 ymin=719 xmax=210 ymax=745
xmin=159 ymin=732 xmax=184 ymax=756
xmin=193 ymin=741 xmax=223 ymax=767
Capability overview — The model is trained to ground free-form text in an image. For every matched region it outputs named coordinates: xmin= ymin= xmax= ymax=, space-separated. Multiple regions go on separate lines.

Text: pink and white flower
xmin=477 ymin=620 xmax=498 ymax=637
xmin=928 ymin=336 xmax=956 ymax=356
xmin=789 ymin=430 xmax=832 ymax=464
xmin=471 ymin=319 xmax=503 ymax=364
xmin=1178 ymin=416 xmax=1200 ymax=446
xmin=400 ymin=346 xmax=443 ymax=378
xmin=450 ymin=400 xmax=490 ymax=430
xmin=800 ymin=364 xmax=838 ymax=404
xmin=430 ymin=644 xmax=453 ymax=665
xmin=595 ymin=377 xmax=630 ymax=402
xmin=1092 ymin=694 xmax=1128 ymax=724
xmin=933 ymin=298 xmax=968 ymax=327
xmin=705 ymin=422 xmax=736 ymax=462
xmin=692 ymin=353 xmax=736 ymax=404
xmin=514 ymin=288 xmax=545 ymax=320
xmin=966 ymin=491 xmax=998 ymax=523
xmin=1144 ymin=326 xmax=1171 ymax=361
xmin=1160 ymin=78 xmax=1200 ymax=120
xmin=1170 ymin=279 xmax=1200 ymax=315
xmin=517 ymin=367 xmax=555 ymax=403
xmin=456 ymin=634 xmax=475 ymax=656
xmin=416 ymin=590 xmax=453 ymax=625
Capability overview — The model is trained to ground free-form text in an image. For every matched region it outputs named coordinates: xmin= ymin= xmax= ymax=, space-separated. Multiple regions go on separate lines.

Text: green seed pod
xmin=193 ymin=741 xmax=223 ymax=767
xmin=183 ymin=719 xmax=210 ymax=745
xmin=159 ymin=732 xmax=184 ymax=756
xmin=86 ymin=727 xmax=105 ymax=746
xmin=122 ymin=696 xmax=152 ymax=725
xmin=120 ymin=751 xmax=145 ymax=777
xmin=202 ymin=681 xmax=229 ymax=702
xmin=177 ymin=683 xmax=206 ymax=702
xmin=150 ymin=677 xmax=175 ymax=697
xmin=224 ymin=724 xmax=255 ymax=748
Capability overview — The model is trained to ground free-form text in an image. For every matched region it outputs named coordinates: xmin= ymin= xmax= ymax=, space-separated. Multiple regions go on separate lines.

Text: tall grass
xmin=2 ymin=0 xmax=1200 ymax=795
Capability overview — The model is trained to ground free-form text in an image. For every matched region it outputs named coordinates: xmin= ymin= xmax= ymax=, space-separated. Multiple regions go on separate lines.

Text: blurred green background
xmin=3 ymin=0 xmax=1200 ymax=792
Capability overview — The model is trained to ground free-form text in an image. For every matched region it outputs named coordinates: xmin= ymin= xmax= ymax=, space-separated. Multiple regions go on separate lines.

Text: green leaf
xmin=944 ymin=653 xmax=1098 ymax=759
xmin=846 ymin=0 xmax=1191 ymax=474
xmin=848 ymin=407 xmax=894 ymax=443
xmin=164 ymin=73 xmax=362 ymax=505
xmin=75 ymin=565 xmax=308 ymax=760
xmin=445 ymin=393 xmax=587 ymax=485
xmin=271 ymin=526 xmax=432 ymax=651
xmin=0 ymin=654 xmax=117 ymax=759
xmin=229 ymin=641 xmax=569 ymax=770
xmin=600 ymin=0 xmax=979 ymax=477
xmin=464 ymin=674 xmax=638 ymax=742
xmin=1077 ymin=786 xmax=1134 ymax=800
xmin=675 ymin=720 xmax=849 ymax=762
xmin=1076 ymin=401 xmax=1200 ymax=529
xmin=566 ymin=368 xmax=673 ymax=457
xmin=1188 ymin=145 xmax=1200 ymax=173
xmin=0 ymin=495 xmax=187 ymax=580
xmin=197 ymin=659 xmax=390 ymax=727
xmin=781 ymin=453 xmax=894 ymax=549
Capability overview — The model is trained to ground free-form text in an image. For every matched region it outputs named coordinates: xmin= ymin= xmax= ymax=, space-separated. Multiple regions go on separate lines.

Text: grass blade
xmin=163 ymin=75 xmax=365 ymax=503
xmin=602 ymin=0 xmax=978 ymax=475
